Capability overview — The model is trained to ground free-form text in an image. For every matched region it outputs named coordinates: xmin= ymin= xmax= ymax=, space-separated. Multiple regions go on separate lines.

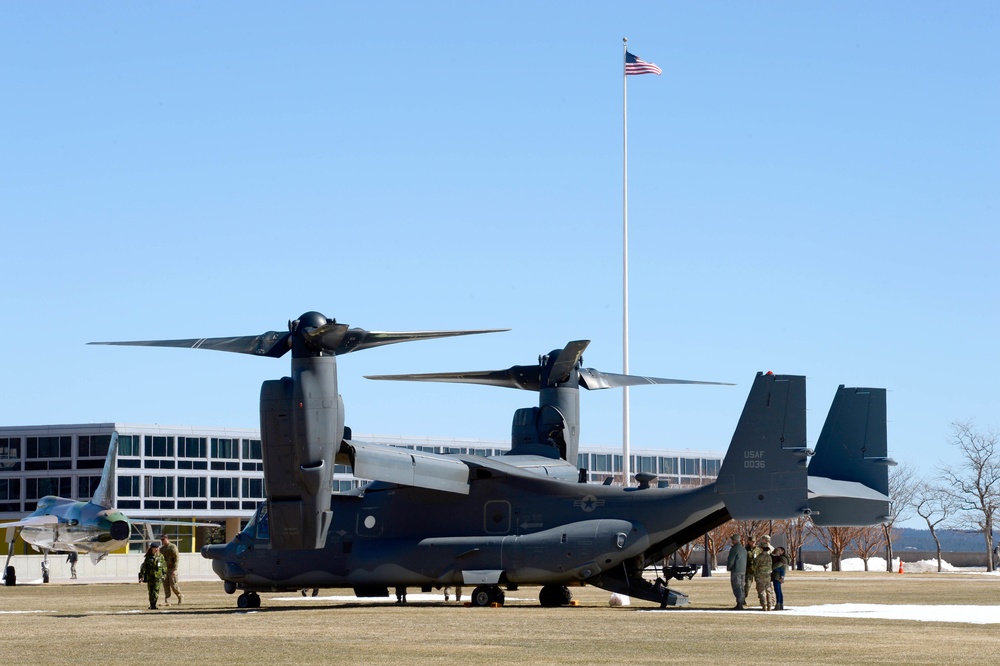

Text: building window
xmin=0 ymin=438 xmax=20 ymax=471
xmin=636 ymin=456 xmax=656 ymax=474
xmin=78 ymin=476 xmax=101 ymax=500
xmin=212 ymin=438 xmax=239 ymax=459
xmin=659 ymin=457 xmax=678 ymax=475
xmin=702 ymin=459 xmax=720 ymax=476
xmin=26 ymin=477 xmax=72 ymax=500
xmin=178 ymin=437 xmax=206 ymax=458
xmin=118 ymin=435 xmax=140 ymax=456
xmin=177 ymin=476 xmax=206 ymax=498
xmin=241 ymin=477 xmax=264 ymax=499
xmin=680 ymin=458 xmax=698 ymax=476
xmin=591 ymin=454 xmax=611 ymax=472
xmin=211 ymin=477 xmax=238 ymax=498
xmin=27 ymin=436 xmax=71 ymax=459
xmin=145 ymin=436 xmax=175 ymax=458
xmin=79 ymin=434 xmax=112 ymax=458
xmin=147 ymin=476 xmax=174 ymax=498
xmin=118 ymin=476 xmax=140 ymax=497
xmin=0 ymin=478 xmax=20 ymax=511
xmin=242 ymin=439 xmax=262 ymax=460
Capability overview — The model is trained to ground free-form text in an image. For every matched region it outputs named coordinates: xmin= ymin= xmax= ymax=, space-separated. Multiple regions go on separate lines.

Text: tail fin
xmin=715 ymin=372 xmax=810 ymax=519
xmin=91 ymin=432 xmax=118 ymax=508
xmin=807 ymin=386 xmax=894 ymax=526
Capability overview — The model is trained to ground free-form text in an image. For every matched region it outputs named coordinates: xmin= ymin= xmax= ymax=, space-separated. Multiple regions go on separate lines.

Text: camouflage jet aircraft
xmin=92 ymin=311 xmax=892 ymax=608
xmin=2 ymin=433 xmax=214 ymax=584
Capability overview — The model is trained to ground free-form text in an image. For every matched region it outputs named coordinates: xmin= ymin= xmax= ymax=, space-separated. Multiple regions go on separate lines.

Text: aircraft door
xmin=483 ymin=500 xmax=511 ymax=535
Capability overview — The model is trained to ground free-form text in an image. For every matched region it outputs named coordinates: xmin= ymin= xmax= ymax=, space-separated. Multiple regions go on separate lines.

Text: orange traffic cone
xmin=898 ymin=560 xmax=904 ymax=574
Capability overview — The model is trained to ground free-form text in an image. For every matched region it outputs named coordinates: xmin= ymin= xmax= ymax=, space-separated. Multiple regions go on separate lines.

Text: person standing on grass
xmin=726 ymin=533 xmax=747 ymax=609
xmin=139 ymin=542 xmax=167 ymax=610
xmin=743 ymin=535 xmax=760 ymax=607
xmin=159 ymin=535 xmax=182 ymax=605
xmin=752 ymin=535 xmax=776 ymax=611
xmin=771 ymin=546 xmax=789 ymax=610
xmin=66 ymin=551 xmax=78 ymax=579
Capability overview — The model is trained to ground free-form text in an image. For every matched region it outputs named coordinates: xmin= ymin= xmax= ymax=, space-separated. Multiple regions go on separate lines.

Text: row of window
xmin=578 ymin=453 xmax=721 ymax=477
xmin=0 ymin=435 xmax=264 ymax=472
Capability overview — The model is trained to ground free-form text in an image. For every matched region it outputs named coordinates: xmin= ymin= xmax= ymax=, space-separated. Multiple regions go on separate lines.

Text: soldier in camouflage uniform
xmin=159 ymin=535 xmax=182 ymax=604
xmin=752 ymin=535 xmax=777 ymax=611
xmin=743 ymin=535 xmax=760 ymax=607
xmin=139 ymin=542 xmax=167 ymax=610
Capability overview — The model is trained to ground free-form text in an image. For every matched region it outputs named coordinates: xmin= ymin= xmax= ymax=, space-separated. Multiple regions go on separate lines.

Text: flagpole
xmin=622 ymin=36 xmax=631 ymax=489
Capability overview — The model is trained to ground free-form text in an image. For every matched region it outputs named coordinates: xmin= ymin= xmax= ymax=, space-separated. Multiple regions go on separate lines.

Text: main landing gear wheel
xmin=470 ymin=584 xmax=505 ymax=607
xmin=237 ymin=591 xmax=261 ymax=608
xmin=538 ymin=584 xmax=573 ymax=607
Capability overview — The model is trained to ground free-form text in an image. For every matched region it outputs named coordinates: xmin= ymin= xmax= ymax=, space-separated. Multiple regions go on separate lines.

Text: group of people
xmin=726 ymin=533 xmax=789 ymax=611
xmin=139 ymin=535 xmax=182 ymax=610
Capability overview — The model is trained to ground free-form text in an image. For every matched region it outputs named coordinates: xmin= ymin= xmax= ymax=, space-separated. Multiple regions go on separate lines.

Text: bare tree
xmin=808 ymin=523 xmax=857 ymax=571
xmin=773 ymin=516 xmax=810 ymax=570
xmin=734 ymin=519 xmax=772 ymax=543
xmin=882 ymin=463 xmax=917 ymax=571
xmin=675 ymin=540 xmax=694 ymax=565
xmin=913 ymin=480 xmax=959 ymax=572
xmin=704 ymin=523 xmax=734 ymax=570
xmin=850 ymin=525 xmax=885 ymax=571
xmin=939 ymin=421 xmax=1000 ymax=571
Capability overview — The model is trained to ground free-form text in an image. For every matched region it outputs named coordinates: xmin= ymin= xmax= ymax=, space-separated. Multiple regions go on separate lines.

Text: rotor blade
xmin=88 ymin=332 xmax=291 ymax=358
xmin=577 ymin=368 xmax=735 ymax=390
xmin=366 ymin=364 xmax=543 ymax=391
xmin=336 ymin=328 xmax=509 ymax=355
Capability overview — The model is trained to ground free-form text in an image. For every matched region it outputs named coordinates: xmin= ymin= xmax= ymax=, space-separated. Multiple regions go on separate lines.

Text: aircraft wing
xmin=130 ymin=519 xmax=220 ymax=528
xmin=338 ymin=440 xmax=471 ymax=495
xmin=3 ymin=515 xmax=60 ymax=531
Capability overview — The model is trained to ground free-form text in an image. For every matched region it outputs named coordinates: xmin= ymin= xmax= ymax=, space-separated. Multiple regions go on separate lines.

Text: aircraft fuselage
xmin=204 ymin=460 xmax=725 ymax=600
xmin=7 ymin=496 xmax=131 ymax=555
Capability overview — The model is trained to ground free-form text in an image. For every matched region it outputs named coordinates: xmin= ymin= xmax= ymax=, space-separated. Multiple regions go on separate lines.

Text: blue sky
xmin=3 ymin=3 xmax=997 ymax=497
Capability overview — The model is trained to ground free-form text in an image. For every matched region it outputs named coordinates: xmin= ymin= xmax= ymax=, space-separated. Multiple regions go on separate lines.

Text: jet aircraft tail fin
xmin=807 ymin=386 xmax=894 ymax=526
xmin=714 ymin=372 xmax=810 ymax=520
xmin=91 ymin=432 xmax=118 ymax=509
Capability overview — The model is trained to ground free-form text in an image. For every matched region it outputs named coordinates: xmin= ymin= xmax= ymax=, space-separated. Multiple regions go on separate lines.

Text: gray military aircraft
xmin=1 ymin=433 xmax=214 ymax=584
xmin=92 ymin=311 xmax=892 ymax=608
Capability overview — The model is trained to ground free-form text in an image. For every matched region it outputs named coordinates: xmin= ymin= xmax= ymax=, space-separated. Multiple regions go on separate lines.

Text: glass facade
xmin=0 ymin=424 xmax=724 ymax=522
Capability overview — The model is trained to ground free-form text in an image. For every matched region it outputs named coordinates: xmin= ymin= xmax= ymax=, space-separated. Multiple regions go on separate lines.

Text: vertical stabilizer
xmin=715 ymin=373 xmax=810 ymax=519
xmin=807 ymin=386 xmax=893 ymax=526
xmin=91 ymin=432 xmax=119 ymax=508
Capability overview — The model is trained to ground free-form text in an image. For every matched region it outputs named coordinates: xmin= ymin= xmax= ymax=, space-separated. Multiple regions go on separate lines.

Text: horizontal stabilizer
xmin=715 ymin=372 xmax=810 ymax=520
xmin=808 ymin=386 xmax=894 ymax=526
xmin=338 ymin=440 xmax=471 ymax=495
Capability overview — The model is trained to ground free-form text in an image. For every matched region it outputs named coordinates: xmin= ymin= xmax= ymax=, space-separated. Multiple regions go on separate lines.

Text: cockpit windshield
xmin=243 ymin=503 xmax=269 ymax=540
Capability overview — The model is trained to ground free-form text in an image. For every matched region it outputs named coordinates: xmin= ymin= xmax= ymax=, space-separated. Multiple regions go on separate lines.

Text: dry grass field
xmin=1 ymin=572 xmax=997 ymax=665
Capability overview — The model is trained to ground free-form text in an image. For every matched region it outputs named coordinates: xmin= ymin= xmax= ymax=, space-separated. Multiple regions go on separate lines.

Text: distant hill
xmin=801 ymin=527 xmax=996 ymax=553
xmin=892 ymin=527 xmax=995 ymax=552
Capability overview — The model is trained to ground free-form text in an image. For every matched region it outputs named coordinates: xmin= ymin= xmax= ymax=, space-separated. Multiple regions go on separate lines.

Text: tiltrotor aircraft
xmin=93 ymin=311 xmax=892 ymax=608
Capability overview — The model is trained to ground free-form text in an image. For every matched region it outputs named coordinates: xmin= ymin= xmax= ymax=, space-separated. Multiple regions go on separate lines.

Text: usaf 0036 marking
xmin=91 ymin=311 xmax=893 ymax=608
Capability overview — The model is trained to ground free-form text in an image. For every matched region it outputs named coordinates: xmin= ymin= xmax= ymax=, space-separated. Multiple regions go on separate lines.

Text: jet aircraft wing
xmin=338 ymin=440 xmax=471 ymax=495
xmin=2 ymin=515 xmax=60 ymax=530
xmin=131 ymin=519 xmax=220 ymax=528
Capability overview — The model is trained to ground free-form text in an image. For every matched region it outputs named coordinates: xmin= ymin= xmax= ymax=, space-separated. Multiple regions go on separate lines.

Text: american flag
xmin=625 ymin=51 xmax=662 ymax=76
